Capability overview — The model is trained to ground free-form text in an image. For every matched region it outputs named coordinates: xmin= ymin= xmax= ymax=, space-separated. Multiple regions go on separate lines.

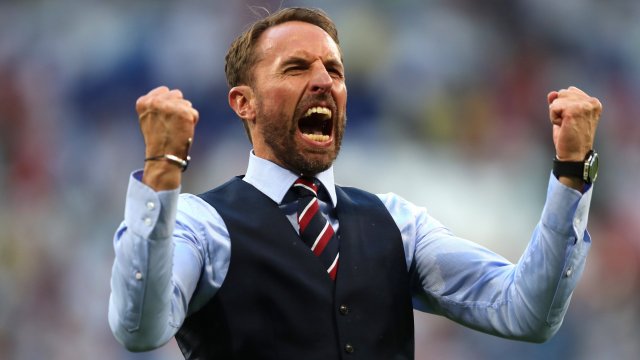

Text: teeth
xmin=303 ymin=106 xmax=332 ymax=118
xmin=300 ymin=107 xmax=331 ymax=142
xmin=303 ymin=133 xmax=330 ymax=142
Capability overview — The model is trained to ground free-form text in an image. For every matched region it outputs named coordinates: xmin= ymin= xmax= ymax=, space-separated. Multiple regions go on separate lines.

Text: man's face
xmin=249 ymin=21 xmax=347 ymax=175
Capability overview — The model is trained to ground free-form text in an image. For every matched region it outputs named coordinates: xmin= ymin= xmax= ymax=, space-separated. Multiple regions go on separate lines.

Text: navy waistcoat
xmin=176 ymin=177 xmax=414 ymax=360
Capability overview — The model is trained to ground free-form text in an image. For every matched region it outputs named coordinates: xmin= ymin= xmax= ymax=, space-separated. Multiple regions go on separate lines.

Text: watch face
xmin=588 ymin=152 xmax=599 ymax=183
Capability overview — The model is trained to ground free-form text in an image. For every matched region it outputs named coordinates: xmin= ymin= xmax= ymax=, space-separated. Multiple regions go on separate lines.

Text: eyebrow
xmin=280 ymin=55 xmax=344 ymax=70
xmin=324 ymin=58 xmax=344 ymax=71
xmin=280 ymin=56 xmax=310 ymax=68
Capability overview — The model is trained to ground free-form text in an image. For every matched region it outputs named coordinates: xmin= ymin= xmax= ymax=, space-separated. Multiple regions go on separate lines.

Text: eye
xmin=284 ymin=65 xmax=307 ymax=74
xmin=328 ymin=67 xmax=344 ymax=79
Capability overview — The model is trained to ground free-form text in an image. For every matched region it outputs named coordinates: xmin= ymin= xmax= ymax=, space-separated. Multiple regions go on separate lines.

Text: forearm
xmin=412 ymin=174 xmax=592 ymax=342
xmin=487 ymin=206 xmax=590 ymax=342
xmin=518 ymin=173 xmax=592 ymax=333
xmin=108 ymin=173 xmax=181 ymax=351
xmin=109 ymin=231 xmax=177 ymax=350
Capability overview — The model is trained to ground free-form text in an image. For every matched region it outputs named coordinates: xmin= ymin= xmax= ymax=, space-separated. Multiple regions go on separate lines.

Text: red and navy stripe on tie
xmin=293 ymin=177 xmax=340 ymax=280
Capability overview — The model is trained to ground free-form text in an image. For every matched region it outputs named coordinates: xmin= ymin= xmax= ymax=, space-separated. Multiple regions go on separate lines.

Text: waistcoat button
xmin=344 ymin=343 xmax=354 ymax=353
xmin=339 ymin=304 xmax=349 ymax=315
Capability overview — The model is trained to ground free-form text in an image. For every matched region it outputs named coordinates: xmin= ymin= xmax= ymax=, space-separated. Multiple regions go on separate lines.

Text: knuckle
xmin=579 ymin=102 xmax=591 ymax=112
xmin=549 ymin=101 xmax=561 ymax=112
xmin=179 ymin=107 xmax=195 ymax=120
xmin=136 ymin=96 xmax=153 ymax=113
xmin=170 ymin=89 xmax=184 ymax=99
xmin=148 ymin=96 xmax=163 ymax=110
xmin=136 ymin=96 xmax=146 ymax=110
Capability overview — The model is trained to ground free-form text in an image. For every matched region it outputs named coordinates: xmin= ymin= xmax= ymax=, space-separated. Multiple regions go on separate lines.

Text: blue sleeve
xmin=379 ymin=173 xmax=592 ymax=343
xmin=108 ymin=171 xmax=230 ymax=351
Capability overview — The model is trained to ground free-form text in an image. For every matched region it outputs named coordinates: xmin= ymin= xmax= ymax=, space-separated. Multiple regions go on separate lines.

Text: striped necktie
xmin=291 ymin=177 xmax=340 ymax=280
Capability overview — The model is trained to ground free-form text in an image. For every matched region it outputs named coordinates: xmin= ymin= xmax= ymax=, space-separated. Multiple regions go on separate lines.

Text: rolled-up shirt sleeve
xmin=380 ymin=173 xmax=592 ymax=343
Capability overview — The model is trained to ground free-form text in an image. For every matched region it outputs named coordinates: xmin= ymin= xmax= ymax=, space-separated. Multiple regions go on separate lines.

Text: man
xmin=109 ymin=7 xmax=602 ymax=360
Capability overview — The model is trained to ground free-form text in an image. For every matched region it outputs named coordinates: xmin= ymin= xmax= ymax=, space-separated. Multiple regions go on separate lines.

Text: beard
xmin=256 ymin=93 xmax=346 ymax=175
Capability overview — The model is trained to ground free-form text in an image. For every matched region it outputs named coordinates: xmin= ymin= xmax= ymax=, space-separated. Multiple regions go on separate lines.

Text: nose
xmin=309 ymin=62 xmax=332 ymax=94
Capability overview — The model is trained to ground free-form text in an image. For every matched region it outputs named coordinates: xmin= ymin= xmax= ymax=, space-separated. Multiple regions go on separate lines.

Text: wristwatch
xmin=553 ymin=150 xmax=599 ymax=184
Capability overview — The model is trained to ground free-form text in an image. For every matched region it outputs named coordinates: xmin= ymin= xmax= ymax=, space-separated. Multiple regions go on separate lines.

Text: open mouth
xmin=298 ymin=106 xmax=333 ymax=143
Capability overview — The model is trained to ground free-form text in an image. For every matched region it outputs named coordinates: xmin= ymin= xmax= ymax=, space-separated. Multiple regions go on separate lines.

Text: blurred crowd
xmin=1 ymin=0 xmax=639 ymax=359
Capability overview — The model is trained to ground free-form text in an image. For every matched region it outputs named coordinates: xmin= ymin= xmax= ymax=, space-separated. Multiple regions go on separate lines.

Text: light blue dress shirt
xmin=109 ymin=152 xmax=592 ymax=351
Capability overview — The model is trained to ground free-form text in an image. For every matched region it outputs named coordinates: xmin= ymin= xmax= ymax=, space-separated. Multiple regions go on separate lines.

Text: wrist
xmin=552 ymin=149 xmax=599 ymax=188
xmin=144 ymin=137 xmax=193 ymax=171
xmin=557 ymin=176 xmax=586 ymax=192
xmin=145 ymin=154 xmax=190 ymax=171
xmin=142 ymin=161 xmax=182 ymax=191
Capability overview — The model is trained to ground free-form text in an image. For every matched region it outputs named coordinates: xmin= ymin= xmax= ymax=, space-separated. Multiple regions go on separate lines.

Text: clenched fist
xmin=548 ymin=86 xmax=602 ymax=161
xmin=136 ymin=86 xmax=199 ymax=190
xmin=547 ymin=86 xmax=602 ymax=189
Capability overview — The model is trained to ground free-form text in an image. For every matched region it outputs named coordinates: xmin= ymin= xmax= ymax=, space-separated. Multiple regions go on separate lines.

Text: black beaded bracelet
xmin=144 ymin=154 xmax=191 ymax=172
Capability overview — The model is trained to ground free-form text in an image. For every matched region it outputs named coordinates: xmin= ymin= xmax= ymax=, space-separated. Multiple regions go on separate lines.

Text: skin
xmin=135 ymin=23 xmax=601 ymax=192
xmin=228 ymin=21 xmax=347 ymax=176
xmin=137 ymin=87 xmax=198 ymax=190
xmin=548 ymin=86 xmax=602 ymax=190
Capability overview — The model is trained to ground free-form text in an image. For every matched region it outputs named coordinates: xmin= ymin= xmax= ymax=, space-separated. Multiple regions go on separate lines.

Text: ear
xmin=228 ymin=85 xmax=256 ymax=123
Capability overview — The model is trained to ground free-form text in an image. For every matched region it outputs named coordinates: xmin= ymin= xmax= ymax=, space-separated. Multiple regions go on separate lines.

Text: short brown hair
xmin=224 ymin=7 xmax=341 ymax=88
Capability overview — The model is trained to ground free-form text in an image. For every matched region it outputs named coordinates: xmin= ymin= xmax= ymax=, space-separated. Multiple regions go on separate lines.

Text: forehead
xmin=255 ymin=21 xmax=342 ymax=65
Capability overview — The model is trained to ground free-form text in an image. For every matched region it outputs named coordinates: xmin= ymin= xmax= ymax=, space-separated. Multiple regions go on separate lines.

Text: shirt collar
xmin=242 ymin=151 xmax=337 ymax=207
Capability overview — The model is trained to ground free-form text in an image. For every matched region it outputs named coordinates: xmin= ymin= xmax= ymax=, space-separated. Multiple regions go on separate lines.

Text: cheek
xmin=260 ymin=85 xmax=298 ymax=116
xmin=334 ymin=83 xmax=347 ymax=107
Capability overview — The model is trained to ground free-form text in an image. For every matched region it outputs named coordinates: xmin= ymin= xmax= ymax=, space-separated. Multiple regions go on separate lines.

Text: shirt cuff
xmin=124 ymin=170 xmax=181 ymax=239
xmin=541 ymin=172 xmax=592 ymax=238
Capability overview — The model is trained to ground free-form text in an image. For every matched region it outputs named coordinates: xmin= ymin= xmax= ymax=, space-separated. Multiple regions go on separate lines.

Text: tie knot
xmin=292 ymin=177 xmax=319 ymax=198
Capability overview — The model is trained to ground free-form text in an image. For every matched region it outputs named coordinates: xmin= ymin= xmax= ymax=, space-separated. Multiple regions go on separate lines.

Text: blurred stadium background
xmin=1 ymin=0 xmax=639 ymax=359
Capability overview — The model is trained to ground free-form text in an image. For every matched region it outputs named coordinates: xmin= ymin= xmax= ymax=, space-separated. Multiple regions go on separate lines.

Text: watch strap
xmin=553 ymin=158 xmax=584 ymax=181
xmin=552 ymin=150 xmax=598 ymax=184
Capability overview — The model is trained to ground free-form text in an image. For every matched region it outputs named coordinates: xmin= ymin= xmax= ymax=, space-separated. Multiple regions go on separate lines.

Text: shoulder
xmin=175 ymin=189 xmax=232 ymax=245
xmin=178 ymin=192 xmax=219 ymax=217
xmin=197 ymin=177 xmax=245 ymax=201
xmin=175 ymin=192 xmax=230 ymax=261
xmin=375 ymin=192 xmax=447 ymax=237
xmin=337 ymin=185 xmax=379 ymax=200
xmin=376 ymin=192 xmax=425 ymax=216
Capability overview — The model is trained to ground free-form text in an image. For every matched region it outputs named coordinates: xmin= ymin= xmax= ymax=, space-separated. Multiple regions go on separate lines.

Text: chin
xmin=289 ymin=152 xmax=336 ymax=175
